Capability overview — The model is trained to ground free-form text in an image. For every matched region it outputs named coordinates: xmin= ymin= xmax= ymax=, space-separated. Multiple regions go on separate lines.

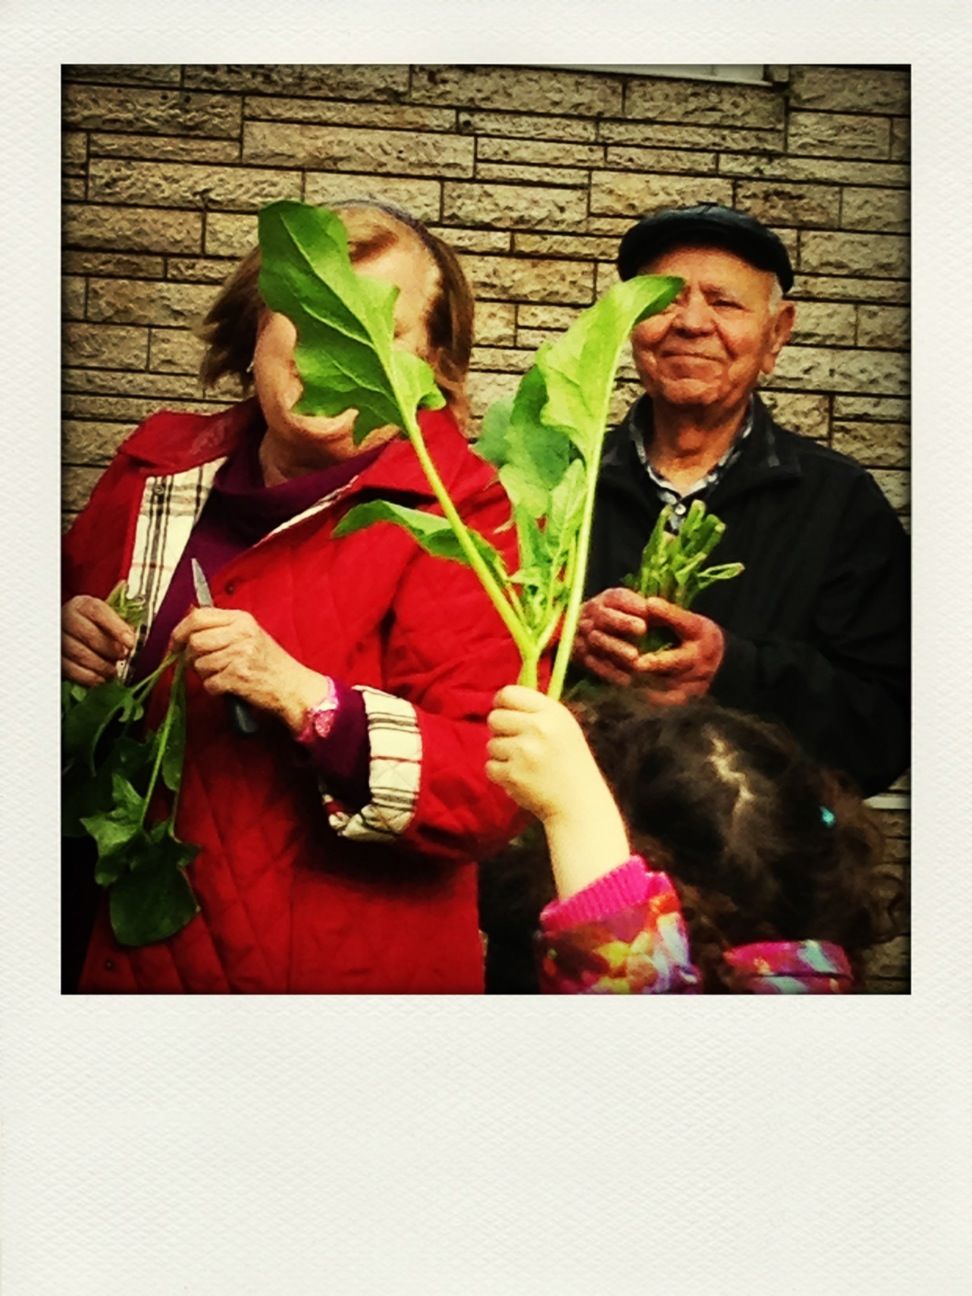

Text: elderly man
xmin=574 ymin=203 xmax=909 ymax=797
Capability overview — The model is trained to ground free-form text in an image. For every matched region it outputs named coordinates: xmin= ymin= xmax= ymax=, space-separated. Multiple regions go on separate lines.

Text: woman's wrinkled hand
xmin=485 ymin=685 xmax=606 ymax=825
xmin=62 ymin=595 xmax=137 ymax=687
xmin=170 ymin=607 xmax=322 ymax=732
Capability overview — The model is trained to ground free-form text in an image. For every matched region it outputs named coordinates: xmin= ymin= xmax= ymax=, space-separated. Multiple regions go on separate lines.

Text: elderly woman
xmin=62 ymin=201 xmax=523 ymax=994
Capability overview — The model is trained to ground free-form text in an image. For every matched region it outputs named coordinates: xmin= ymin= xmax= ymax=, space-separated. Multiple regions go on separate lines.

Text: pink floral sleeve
xmin=535 ymin=858 xmax=853 ymax=995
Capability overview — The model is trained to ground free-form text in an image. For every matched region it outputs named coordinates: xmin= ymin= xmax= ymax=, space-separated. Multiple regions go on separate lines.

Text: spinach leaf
xmin=108 ymin=837 xmax=200 ymax=947
xmin=333 ymin=498 xmax=509 ymax=587
xmin=258 ymin=201 xmax=444 ymax=444
xmin=63 ymin=677 xmax=145 ymax=773
xmin=62 ymin=618 xmax=201 ymax=946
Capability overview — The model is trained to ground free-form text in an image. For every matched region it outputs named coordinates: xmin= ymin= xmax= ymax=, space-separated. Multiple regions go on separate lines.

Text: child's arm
xmin=485 ymin=685 xmax=631 ymax=899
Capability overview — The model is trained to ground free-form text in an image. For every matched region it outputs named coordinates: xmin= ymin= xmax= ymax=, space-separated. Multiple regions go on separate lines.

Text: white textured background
xmin=3 ymin=4 xmax=971 ymax=1293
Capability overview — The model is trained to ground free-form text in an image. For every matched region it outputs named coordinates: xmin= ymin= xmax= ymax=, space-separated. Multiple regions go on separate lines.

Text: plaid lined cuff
xmin=324 ymin=686 xmax=422 ymax=842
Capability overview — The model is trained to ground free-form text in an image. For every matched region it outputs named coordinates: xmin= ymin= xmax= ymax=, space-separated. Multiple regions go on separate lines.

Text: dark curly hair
xmin=480 ymin=689 xmax=897 ymax=993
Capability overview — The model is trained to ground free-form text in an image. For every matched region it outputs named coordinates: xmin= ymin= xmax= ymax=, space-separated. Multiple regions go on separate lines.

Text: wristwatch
xmin=298 ymin=677 xmax=340 ymax=744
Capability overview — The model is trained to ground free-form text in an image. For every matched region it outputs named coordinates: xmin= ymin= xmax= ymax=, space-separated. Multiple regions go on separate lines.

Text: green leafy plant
xmin=62 ymin=583 xmax=199 ymax=946
xmin=258 ymin=200 xmax=682 ymax=697
xmin=622 ymin=499 xmax=744 ymax=653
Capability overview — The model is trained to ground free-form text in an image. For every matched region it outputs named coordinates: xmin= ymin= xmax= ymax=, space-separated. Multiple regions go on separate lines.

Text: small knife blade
xmin=190 ymin=558 xmax=260 ymax=737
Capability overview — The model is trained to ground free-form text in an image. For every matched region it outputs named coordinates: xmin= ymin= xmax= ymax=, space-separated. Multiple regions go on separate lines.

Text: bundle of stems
xmin=622 ymin=499 xmax=744 ymax=653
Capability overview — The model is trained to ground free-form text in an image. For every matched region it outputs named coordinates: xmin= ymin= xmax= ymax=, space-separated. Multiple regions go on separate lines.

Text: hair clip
xmin=820 ymin=805 xmax=835 ymax=828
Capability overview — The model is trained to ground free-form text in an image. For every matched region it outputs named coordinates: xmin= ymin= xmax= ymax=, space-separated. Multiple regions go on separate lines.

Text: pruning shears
xmin=190 ymin=558 xmax=260 ymax=737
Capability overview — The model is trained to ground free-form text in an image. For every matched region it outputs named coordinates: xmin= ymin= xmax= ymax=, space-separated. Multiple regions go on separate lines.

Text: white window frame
xmin=555 ymin=65 xmax=768 ymax=85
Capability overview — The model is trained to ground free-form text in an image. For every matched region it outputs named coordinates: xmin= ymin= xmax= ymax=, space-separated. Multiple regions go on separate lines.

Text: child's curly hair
xmin=480 ymin=689 xmax=898 ymax=993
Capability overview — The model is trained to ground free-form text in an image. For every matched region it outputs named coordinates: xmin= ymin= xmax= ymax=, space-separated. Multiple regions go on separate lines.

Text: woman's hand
xmin=486 ymin=685 xmax=631 ymax=898
xmin=62 ymin=595 xmax=137 ymax=687
xmin=170 ymin=607 xmax=326 ymax=734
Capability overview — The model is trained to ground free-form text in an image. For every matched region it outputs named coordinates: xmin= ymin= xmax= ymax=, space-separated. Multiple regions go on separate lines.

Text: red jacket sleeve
xmin=367 ymin=473 xmax=536 ymax=864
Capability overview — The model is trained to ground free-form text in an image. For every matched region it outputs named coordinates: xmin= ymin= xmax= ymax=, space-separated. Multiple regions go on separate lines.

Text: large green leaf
xmin=63 ymin=677 xmax=144 ymax=773
xmin=81 ymin=773 xmax=146 ymax=884
xmin=536 ymin=276 xmax=682 ymax=463
xmin=334 ymin=499 xmax=510 ymax=586
xmin=63 ymin=735 xmax=153 ymax=838
xmin=475 ymin=367 xmax=574 ymax=520
xmin=257 ymin=201 xmax=444 ymax=444
xmin=109 ymin=837 xmax=200 ymax=947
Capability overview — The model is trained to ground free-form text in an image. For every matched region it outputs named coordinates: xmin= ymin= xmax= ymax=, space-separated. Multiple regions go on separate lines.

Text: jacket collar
xmin=122 ymin=398 xmax=476 ymax=504
xmin=603 ymin=391 xmax=802 ymax=507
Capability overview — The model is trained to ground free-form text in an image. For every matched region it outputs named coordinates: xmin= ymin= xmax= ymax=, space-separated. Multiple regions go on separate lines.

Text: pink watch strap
xmin=298 ymin=677 xmax=340 ymax=744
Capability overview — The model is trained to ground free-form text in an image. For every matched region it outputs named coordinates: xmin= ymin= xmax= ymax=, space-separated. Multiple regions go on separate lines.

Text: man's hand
xmin=635 ymin=599 xmax=725 ymax=706
xmin=574 ymin=587 xmax=651 ymax=686
xmin=574 ymin=589 xmax=724 ymax=704
xmin=62 ymin=595 xmax=137 ymax=687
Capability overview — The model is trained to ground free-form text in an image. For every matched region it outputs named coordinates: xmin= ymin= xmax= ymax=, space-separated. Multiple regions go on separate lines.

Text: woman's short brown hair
xmin=197 ymin=200 xmax=475 ymax=426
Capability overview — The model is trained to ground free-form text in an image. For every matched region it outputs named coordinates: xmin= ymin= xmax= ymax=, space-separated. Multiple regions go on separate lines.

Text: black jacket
xmin=586 ymin=394 xmax=910 ymax=797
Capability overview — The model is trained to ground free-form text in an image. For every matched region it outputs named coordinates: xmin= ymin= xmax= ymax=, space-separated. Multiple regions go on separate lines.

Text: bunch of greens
xmin=258 ymin=200 xmax=681 ymax=697
xmin=62 ymin=582 xmax=199 ymax=946
xmin=622 ymin=499 xmax=744 ymax=653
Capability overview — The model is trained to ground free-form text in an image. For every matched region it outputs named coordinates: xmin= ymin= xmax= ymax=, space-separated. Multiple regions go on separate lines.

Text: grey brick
xmin=800 ymin=230 xmax=908 ymax=278
xmin=64 ymin=203 xmax=204 ymax=253
xmin=90 ymin=134 xmax=242 ymax=164
xmin=184 ymin=65 xmax=409 ymax=101
xmin=442 ymin=182 xmax=587 ymax=232
xmin=590 ymin=171 xmax=733 ymax=217
xmin=64 ymin=84 xmax=241 ymax=137
xmin=736 ymin=180 xmax=841 ymax=228
xmin=410 ymin=65 xmax=623 ymax=117
xmin=88 ymin=158 xmax=300 ymax=211
xmin=789 ymin=66 xmax=909 ymax=115
xmin=64 ymin=323 xmax=149 ymax=370
xmin=788 ymin=111 xmax=891 ymax=160
xmin=243 ymin=120 xmax=473 ymax=178
xmin=832 ymin=421 xmax=909 ymax=466
xmin=624 ymin=78 xmax=783 ymax=130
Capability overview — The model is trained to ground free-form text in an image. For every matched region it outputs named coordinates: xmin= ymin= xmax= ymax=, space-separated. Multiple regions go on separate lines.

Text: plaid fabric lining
xmin=120 ymin=457 xmax=421 ymax=841
xmin=629 ymin=397 xmax=754 ymax=531
xmin=122 ymin=460 xmax=227 ymax=679
xmin=325 ymin=686 xmax=422 ymax=841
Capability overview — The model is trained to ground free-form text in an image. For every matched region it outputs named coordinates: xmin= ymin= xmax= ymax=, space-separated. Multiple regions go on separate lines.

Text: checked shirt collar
xmin=628 ymin=396 xmax=755 ymax=532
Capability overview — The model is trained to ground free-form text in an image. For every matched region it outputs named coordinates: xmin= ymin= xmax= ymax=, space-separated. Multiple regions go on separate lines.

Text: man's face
xmin=630 ymin=244 xmax=794 ymax=415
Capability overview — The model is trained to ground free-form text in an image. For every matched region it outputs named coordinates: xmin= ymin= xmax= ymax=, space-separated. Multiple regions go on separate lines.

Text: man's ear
xmin=761 ymin=301 xmax=796 ymax=376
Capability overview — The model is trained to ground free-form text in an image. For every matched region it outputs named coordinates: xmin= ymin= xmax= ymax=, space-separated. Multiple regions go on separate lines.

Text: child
xmin=483 ymin=686 xmax=894 ymax=993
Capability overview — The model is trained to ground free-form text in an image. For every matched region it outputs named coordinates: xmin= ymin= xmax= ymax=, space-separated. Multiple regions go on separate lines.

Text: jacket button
xmin=225 ymin=580 xmax=236 ymax=595
xmin=104 ymin=959 xmax=115 ymax=971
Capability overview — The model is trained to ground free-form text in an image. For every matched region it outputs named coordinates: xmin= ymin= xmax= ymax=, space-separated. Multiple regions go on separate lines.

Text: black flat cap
xmin=617 ymin=202 xmax=794 ymax=293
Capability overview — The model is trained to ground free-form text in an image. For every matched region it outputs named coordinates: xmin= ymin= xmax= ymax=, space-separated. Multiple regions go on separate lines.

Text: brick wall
xmin=61 ymin=63 xmax=910 ymax=990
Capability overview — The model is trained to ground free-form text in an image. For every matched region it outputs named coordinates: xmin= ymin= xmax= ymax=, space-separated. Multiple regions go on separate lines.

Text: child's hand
xmin=486 ymin=685 xmax=632 ymax=899
xmin=486 ymin=685 xmax=605 ymax=824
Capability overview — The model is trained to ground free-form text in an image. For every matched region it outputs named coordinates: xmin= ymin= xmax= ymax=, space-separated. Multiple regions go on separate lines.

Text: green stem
xmin=401 ymin=408 xmax=535 ymax=662
xmin=517 ymin=652 xmax=540 ymax=690
xmin=547 ymin=469 xmax=598 ymax=701
xmin=138 ymin=655 xmax=185 ymax=831
xmin=129 ymin=650 xmax=179 ymax=704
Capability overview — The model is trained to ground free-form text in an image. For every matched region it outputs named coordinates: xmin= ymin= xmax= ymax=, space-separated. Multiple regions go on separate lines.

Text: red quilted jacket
xmin=64 ymin=401 xmax=525 ymax=993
